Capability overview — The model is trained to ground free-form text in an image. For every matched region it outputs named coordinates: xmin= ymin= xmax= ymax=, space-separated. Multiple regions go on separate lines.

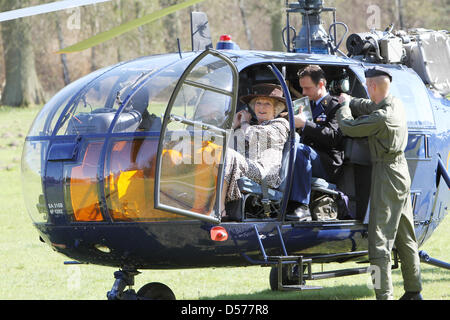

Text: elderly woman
xmin=221 ymin=83 xmax=289 ymax=216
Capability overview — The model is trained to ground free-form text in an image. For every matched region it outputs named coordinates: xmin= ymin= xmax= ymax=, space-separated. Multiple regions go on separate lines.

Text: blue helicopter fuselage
xmin=22 ymin=50 xmax=449 ymax=270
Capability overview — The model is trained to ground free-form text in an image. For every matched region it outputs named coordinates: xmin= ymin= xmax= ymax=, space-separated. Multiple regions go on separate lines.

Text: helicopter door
xmin=155 ymin=50 xmax=238 ymax=224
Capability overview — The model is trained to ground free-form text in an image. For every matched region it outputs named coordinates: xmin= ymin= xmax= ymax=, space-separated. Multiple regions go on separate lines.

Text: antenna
xmin=177 ymin=38 xmax=182 ymax=59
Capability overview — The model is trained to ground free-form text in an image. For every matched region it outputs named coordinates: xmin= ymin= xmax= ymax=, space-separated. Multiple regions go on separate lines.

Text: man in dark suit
xmin=284 ymin=65 xmax=344 ymax=220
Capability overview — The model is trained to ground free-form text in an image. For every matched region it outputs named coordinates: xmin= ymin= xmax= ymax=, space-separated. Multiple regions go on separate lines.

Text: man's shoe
xmin=399 ymin=292 xmax=423 ymax=300
xmin=286 ymin=204 xmax=311 ymax=221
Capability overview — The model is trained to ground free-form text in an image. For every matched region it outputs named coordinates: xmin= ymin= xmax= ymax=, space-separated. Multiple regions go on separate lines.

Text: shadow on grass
xmin=392 ymin=265 xmax=450 ymax=288
xmin=200 ymin=283 xmax=374 ymax=300
xmin=417 ymin=266 xmax=450 ymax=276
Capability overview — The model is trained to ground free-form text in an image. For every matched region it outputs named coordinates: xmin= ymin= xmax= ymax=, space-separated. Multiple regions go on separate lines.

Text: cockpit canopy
xmin=22 ymin=51 xmax=237 ymax=224
xmin=27 ymin=53 xmax=201 ymax=138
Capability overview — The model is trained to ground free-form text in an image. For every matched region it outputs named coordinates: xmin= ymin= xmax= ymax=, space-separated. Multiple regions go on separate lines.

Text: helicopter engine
xmin=291 ymin=0 xmax=330 ymax=54
xmin=346 ymin=27 xmax=450 ymax=96
xmin=284 ymin=1 xmax=350 ymax=57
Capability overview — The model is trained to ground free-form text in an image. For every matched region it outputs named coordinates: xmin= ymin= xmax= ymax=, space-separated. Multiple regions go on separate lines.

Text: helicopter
xmin=14 ymin=0 xmax=450 ymax=300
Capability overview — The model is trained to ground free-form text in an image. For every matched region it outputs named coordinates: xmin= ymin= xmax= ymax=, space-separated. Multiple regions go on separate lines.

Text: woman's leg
xmin=221 ymin=180 xmax=228 ymax=217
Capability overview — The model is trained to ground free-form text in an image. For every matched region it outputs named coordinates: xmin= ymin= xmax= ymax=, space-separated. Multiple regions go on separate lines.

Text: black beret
xmin=364 ymin=67 xmax=393 ymax=82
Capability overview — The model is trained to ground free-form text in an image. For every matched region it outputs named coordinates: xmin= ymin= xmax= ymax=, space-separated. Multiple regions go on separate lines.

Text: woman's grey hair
xmin=249 ymin=97 xmax=286 ymax=117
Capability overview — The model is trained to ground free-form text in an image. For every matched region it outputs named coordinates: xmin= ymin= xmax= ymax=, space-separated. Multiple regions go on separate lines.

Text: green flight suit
xmin=337 ymin=94 xmax=422 ymax=300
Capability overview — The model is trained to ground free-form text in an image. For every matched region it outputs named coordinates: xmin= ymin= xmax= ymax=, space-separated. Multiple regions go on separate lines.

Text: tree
xmin=238 ymin=0 xmax=254 ymax=50
xmin=0 ymin=0 xmax=45 ymax=107
xmin=159 ymin=0 xmax=181 ymax=52
xmin=55 ymin=15 xmax=71 ymax=85
xmin=269 ymin=0 xmax=285 ymax=52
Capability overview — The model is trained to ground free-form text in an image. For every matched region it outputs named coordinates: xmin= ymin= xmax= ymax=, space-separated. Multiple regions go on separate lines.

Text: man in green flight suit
xmin=337 ymin=67 xmax=422 ymax=300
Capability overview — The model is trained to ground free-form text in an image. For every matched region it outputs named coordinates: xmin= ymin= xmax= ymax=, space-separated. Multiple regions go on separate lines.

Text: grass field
xmin=0 ymin=105 xmax=448 ymax=300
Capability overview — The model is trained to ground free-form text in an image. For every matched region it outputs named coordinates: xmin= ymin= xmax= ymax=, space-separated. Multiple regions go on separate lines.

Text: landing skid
xmin=242 ymin=224 xmax=381 ymax=291
xmin=267 ymin=249 xmax=403 ymax=291
xmin=268 ymin=255 xmax=370 ymax=291
xmin=106 ymin=269 xmax=176 ymax=300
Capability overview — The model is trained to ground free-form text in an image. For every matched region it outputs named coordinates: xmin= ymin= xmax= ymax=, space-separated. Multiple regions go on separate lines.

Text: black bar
xmin=419 ymin=250 xmax=450 ymax=270
xmin=308 ymin=266 xmax=369 ymax=280
xmin=309 ymin=251 xmax=368 ymax=263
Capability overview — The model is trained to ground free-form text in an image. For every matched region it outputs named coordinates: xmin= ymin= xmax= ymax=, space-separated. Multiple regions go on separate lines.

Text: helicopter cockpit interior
xmin=229 ymin=63 xmax=371 ymax=223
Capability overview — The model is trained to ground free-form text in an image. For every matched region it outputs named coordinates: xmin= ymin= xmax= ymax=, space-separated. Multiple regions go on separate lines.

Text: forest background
xmin=0 ymin=0 xmax=448 ymax=107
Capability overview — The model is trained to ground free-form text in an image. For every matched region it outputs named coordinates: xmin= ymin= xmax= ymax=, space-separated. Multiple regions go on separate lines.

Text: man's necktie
xmin=312 ymin=101 xmax=325 ymax=121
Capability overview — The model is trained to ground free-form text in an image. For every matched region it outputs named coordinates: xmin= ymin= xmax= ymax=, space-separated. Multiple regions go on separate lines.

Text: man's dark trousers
xmin=290 ymin=142 xmax=329 ymax=204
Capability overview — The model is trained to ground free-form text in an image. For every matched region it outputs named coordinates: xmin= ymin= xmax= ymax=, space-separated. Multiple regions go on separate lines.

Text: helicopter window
xmin=167 ymin=85 xmax=231 ymax=130
xmin=156 ymin=52 xmax=235 ymax=221
xmin=104 ymin=137 xmax=189 ymax=222
xmin=65 ymin=141 xmax=105 ymax=222
xmin=27 ymin=66 xmax=111 ymax=137
xmin=51 ymin=55 xmax=190 ymax=136
xmin=157 ymin=84 xmax=231 ymax=218
xmin=192 ymin=90 xmax=231 ymax=127
xmin=185 ymin=54 xmax=234 ymax=92
xmin=113 ymin=57 xmax=196 ymax=133
xmin=22 ymin=140 xmax=49 ymax=223
xmin=388 ymin=69 xmax=435 ymax=128
xmin=55 ymin=72 xmax=137 ymax=136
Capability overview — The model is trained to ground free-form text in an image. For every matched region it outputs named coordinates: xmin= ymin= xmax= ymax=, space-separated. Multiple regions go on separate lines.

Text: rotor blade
xmin=0 ymin=0 xmax=112 ymax=23
xmin=58 ymin=0 xmax=208 ymax=54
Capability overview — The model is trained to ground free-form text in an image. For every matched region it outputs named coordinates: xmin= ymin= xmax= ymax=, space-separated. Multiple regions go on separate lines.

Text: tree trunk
xmin=114 ymin=0 xmax=125 ymax=62
xmin=88 ymin=4 xmax=99 ymax=72
xmin=159 ymin=0 xmax=181 ymax=52
xmin=135 ymin=1 xmax=145 ymax=56
xmin=0 ymin=0 xmax=45 ymax=107
xmin=270 ymin=5 xmax=284 ymax=51
xmin=239 ymin=0 xmax=254 ymax=50
xmin=395 ymin=0 xmax=405 ymax=29
xmin=55 ymin=17 xmax=71 ymax=86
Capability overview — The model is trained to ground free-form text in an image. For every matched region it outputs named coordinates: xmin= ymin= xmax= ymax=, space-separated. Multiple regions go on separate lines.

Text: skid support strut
xmin=269 ymin=255 xmax=322 ymax=291
xmin=419 ymin=250 xmax=450 ymax=270
xmin=107 ymin=269 xmax=140 ymax=300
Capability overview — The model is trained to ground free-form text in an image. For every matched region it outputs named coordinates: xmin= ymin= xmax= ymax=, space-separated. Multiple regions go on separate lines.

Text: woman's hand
xmin=240 ymin=110 xmax=252 ymax=123
xmin=232 ymin=111 xmax=242 ymax=129
xmin=233 ymin=110 xmax=251 ymax=129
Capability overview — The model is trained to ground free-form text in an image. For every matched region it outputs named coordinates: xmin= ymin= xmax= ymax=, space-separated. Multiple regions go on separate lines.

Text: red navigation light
xmin=219 ymin=34 xmax=232 ymax=42
xmin=210 ymin=226 xmax=228 ymax=242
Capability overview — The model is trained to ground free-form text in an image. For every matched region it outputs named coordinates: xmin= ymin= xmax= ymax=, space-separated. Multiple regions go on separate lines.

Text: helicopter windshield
xmin=22 ymin=53 xmax=198 ymax=223
xmin=389 ymin=68 xmax=435 ymax=129
xmin=26 ymin=66 xmax=112 ymax=137
xmin=26 ymin=53 xmax=197 ymax=138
